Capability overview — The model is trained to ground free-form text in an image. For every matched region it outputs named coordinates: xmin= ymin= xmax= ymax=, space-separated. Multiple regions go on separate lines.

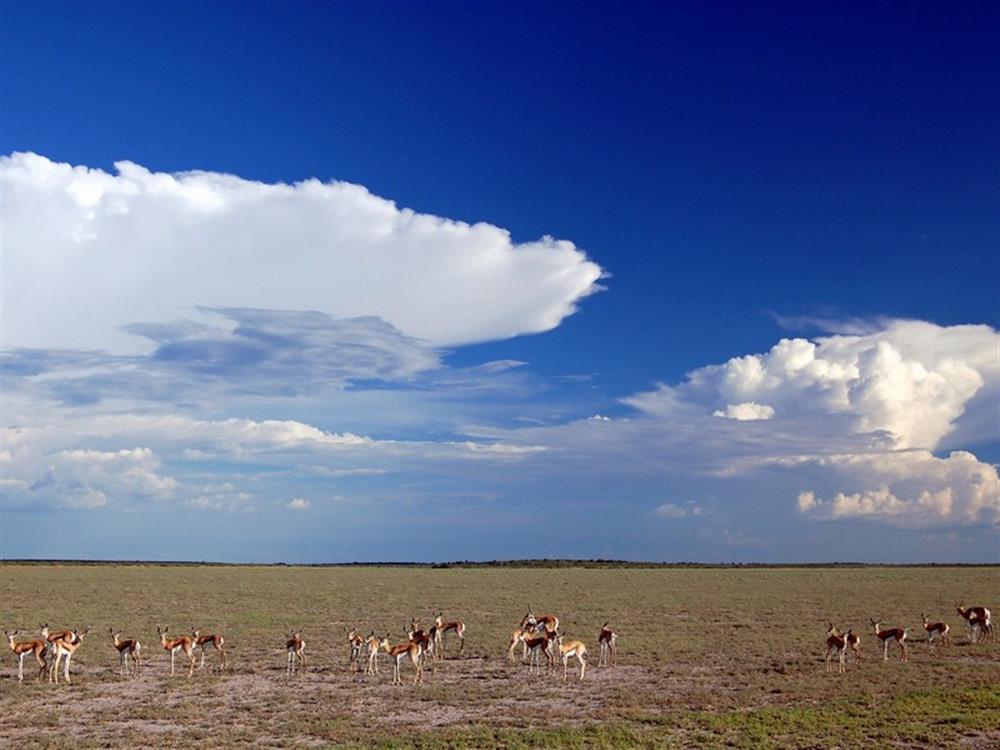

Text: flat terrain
xmin=1 ymin=564 xmax=997 ymax=748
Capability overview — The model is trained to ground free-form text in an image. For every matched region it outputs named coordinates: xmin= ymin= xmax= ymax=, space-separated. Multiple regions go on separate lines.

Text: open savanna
xmin=1 ymin=564 xmax=998 ymax=749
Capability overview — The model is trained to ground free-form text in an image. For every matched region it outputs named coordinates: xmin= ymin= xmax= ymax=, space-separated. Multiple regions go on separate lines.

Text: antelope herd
xmin=4 ymin=601 xmax=993 ymax=686
xmin=821 ymin=603 xmax=992 ymax=674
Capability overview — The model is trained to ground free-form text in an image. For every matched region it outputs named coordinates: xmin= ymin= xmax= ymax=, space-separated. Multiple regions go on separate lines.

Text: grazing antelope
xmin=523 ymin=627 xmax=557 ymax=674
xmin=110 ymin=628 xmax=141 ymax=677
xmin=921 ymin=614 xmax=951 ymax=649
xmin=364 ymin=632 xmax=384 ymax=676
xmin=346 ymin=628 xmax=365 ymax=671
xmin=507 ymin=627 xmax=530 ymax=662
xmin=5 ymin=630 xmax=48 ymax=681
xmin=845 ymin=629 xmax=862 ymax=662
xmin=523 ymin=608 xmax=559 ymax=635
xmin=433 ymin=613 xmax=467 ymax=656
xmin=157 ymin=626 xmax=196 ymax=678
xmin=554 ymin=631 xmax=588 ymax=681
xmin=49 ymin=628 xmax=88 ymax=684
xmin=825 ymin=624 xmax=847 ymax=674
xmin=598 ymin=623 xmax=618 ymax=668
xmin=191 ymin=628 xmax=227 ymax=670
xmin=382 ymin=632 xmax=423 ymax=686
xmin=286 ymin=631 xmax=306 ymax=675
xmin=956 ymin=603 xmax=993 ymax=642
xmin=870 ymin=618 xmax=908 ymax=661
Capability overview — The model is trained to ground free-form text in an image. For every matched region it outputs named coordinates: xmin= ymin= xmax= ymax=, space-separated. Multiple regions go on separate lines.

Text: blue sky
xmin=1 ymin=1 xmax=998 ymax=562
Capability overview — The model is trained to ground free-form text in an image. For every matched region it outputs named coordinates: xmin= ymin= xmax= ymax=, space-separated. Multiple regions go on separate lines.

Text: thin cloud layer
xmin=2 ymin=152 xmax=604 ymax=353
xmin=4 ymin=308 xmax=440 ymax=403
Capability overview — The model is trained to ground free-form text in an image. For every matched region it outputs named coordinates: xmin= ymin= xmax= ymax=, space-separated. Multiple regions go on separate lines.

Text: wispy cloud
xmin=4 ymin=308 xmax=440 ymax=404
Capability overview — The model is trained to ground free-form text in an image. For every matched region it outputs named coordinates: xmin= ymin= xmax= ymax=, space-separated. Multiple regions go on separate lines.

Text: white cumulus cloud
xmin=654 ymin=502 xmax=703 ymax=518
xmin=1 ymin=152 xmax=604 ymax=353
xmin=1 ymin=445 xmax=178 ymax=510
xmin=625 ymin=320 xmax=998 ymax=450
xmin=713 ymin=402 xmax=775 ymax=421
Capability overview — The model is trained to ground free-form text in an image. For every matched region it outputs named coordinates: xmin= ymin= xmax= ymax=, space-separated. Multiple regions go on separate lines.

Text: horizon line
xmin=1 ymin=558 xmax=997 ymax=568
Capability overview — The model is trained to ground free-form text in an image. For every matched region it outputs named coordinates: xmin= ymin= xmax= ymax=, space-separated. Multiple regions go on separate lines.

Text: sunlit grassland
xmin=1 ymin=564 xmax=997 ymax=748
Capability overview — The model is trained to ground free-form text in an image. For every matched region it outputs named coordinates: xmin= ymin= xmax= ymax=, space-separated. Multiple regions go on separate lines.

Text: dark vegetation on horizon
xmin=1 ymin=558 xmax=996 ymax=568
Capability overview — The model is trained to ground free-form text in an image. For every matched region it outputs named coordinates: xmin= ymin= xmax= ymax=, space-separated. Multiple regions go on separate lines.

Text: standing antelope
xmin=49 ymin=628 xmax=88 ymax=684
xmin=364 ymin=632 xmax=384 ymax=676
xmin=158 ymin=626 xmax=196 ymax=677
xmin=870 ymin=618 xmax=908 ymax=661
xmin=921 ymin=614 xmax=951 ymax=649
xmin=5 ymin=630 xmax=48 ymax=681
xmin=554 ymin=631 xmax=588 ymax=681
xmin=967 ymin=613 xmax=988 ymax=643
xmin=110 ymin=628 xmax=142 ymax=677
xmin=407 ymin=620 xmax=436 ymax=670
xmin=523 ymin=609 xmax=559 ymax=635
xmin=598 ymin=623 xmax=618 ymax=668
xmin=523 ymin=627 xmax=557 ymax=674
xmin=41 ymin=623 xmax=79 ymax=647
xmin=192 ymin=628 xmax=227 ymax=670
xmin=825 ymin=624 xmax=847 ymax=674
xmin=507 ymin=626 xmax=530 ymax=662
xmin=845 ymin=629 xmax=862 ymax=662
xmin=433 ymin=613 xmax=467 ymax=656
xmin=346 ymin=628 xmax=365 ymax=671
xmin=382 ymin=632 xmax=423 ymax=686
xmin=956 ymin=603 xmax=993 ymax=642
xmin=286 ymin=631 xmax=306 ymax=675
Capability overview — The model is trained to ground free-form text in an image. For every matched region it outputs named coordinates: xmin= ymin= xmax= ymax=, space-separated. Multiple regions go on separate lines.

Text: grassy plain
xmin=0 ymin=564 xmax=997 ymax=748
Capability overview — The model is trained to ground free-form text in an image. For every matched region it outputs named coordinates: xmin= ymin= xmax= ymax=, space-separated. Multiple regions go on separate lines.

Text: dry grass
xmin=1 ymin=564 xmax=997 ymax=748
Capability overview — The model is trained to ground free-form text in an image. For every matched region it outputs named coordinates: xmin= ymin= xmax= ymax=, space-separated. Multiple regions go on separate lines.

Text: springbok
xmin=845 ymin=629 xmax=862 ymax=662
xmin=523 ymin=627 xmax=557 ymax=675
xmin=433 ymin=613 xmax=467 ymax=656
xmin=191 ymin=628 xmax=227 ymax=670
xmin=956 ymin=603 xmax=993 ymax=643
xmin=49 ymin=628 xmax=88 ymax=684
xmin=825 ymin=624 xmax=847 ymax=674
xmin=598 ymin=623 xmax=618 ymax=667
xmin=507 ymin=627 xmax=530 ymax=662
xmin=870 ymin=618 xmax=908 ymax=661
xmin=554 ymin=631 xmax=588 ymax=681
xmin=158 ymin=626 xmax=196 ymax=678
xmin=382 ymin=632 xmax=423 ymax=686
xmin=110 ymin=628 xmax=142 ymax=677
xmin=286 ymin=631 xmax=306 ymax=675
xmin=346 ymin=628 xmax=365 ymax=671
xmin=407 ymin=620 xmax=436 ymax=670
xmin=41 ymin=623 xmax=78 ymax=648
xmin=522 ymin=608 xmax=559 ymax=635
xmin=364 ymin=632 xmax=384 ymax=676
xmin=921 ymin=614 xmax=951 ymax=649
xmin=5 ymin=630 xmax=48 ymax=681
